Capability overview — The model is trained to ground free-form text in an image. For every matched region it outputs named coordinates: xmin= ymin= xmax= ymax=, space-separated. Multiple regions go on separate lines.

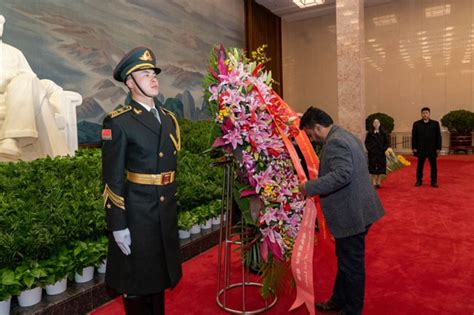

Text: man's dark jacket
xmin=411 ymin=119 xmax=442 ymax=157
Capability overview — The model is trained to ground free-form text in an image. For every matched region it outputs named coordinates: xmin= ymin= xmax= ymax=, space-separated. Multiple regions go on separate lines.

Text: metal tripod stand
xmin=215 ymin=154 xmax=277 ymax=314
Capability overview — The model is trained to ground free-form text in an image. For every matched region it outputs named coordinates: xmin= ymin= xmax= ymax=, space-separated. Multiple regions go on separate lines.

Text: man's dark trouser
xmin=331 ymin=227 xmax=370 ymax=315
xmin=123 ymin=292 xmax=164 ymax=315
xmin=416 ymin=154 xmax=437 ymax=184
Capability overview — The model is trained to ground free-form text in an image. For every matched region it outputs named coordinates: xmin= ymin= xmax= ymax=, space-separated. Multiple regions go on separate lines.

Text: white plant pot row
xmin=1 ymin=264 xmax=107 ymax=311
xmin=97 ymin=259 xmax=107 ymax=274
xmin=179 ymin=214 xmax=224 ymax=239
xmin=190 ymin=224 xmax=201 ymax=235
xmin=211 ymin=216 xmax=221 ymax=225
xmin=74 ymin=266 xmax=95 ymax=283
xmin=45 ymin=277 xmax=68 ymax=296
xmin=17 ymin=286 xmax=42 ymax=307
xmin=200 ymin=219 xmax=212 ymax=230
xmin=0 ymin=298 xmax=11 ymax=315
xmin=178 ymin=229 xmax=191 ymax=239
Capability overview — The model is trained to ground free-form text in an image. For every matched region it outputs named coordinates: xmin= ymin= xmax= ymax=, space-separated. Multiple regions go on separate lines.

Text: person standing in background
xmin=365 ymin=118 xmax=390 ymax=188
xmin=411 ymin=107 xmax=442 ymax=187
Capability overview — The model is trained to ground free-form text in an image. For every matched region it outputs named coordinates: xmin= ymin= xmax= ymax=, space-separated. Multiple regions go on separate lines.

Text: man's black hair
xmin=299 ymin=106 xmax=334 ymax=129
xmin=421 ymin=107 xmax=430 ymax=112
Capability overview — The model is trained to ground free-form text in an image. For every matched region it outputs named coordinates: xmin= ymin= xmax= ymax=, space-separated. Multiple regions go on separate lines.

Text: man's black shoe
xmin=415 ymin=181 xmax=422 ymax=187
xmin=315 ymin=299 xmax=342 ymax=312
xmin=431 ymin=182 xmax=438 ymax=188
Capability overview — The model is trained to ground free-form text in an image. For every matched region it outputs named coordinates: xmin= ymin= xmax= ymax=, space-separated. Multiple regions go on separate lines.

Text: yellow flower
xmin=397 ymin=155 xmax=411 ymax=166
xmin=218 ymin=108 xmax=230 ymax=121
xmin=264 ymin=183 xmax=273 ymax=194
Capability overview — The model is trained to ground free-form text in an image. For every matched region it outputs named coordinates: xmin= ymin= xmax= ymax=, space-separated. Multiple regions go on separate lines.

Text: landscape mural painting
xmin=0 ymin=0 xmax=245 ymax=144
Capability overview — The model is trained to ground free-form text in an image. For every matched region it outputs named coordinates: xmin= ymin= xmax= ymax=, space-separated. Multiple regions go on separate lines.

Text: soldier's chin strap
xmin=129 ymin=72 xmax=154 ymax=98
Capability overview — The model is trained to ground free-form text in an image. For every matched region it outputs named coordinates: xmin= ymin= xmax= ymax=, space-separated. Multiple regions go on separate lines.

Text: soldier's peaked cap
xmin=113 ymin=47 xmax=161 ymax=82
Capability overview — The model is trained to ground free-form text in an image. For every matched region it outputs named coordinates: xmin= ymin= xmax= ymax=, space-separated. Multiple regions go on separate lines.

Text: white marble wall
xmin=282 ymin=0 xmax=474 ymax=132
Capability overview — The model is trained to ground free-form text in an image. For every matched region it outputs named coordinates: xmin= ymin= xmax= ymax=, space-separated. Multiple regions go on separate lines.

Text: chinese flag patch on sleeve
xmin=102 ymin=129 xmax=112 ymax=140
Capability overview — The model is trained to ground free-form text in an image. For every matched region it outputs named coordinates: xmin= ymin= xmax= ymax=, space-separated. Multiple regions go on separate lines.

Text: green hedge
xmin=0 ymin=119 xmax=222 ymax=269
xmin=0 ymin=150 xmax=104 ymax=268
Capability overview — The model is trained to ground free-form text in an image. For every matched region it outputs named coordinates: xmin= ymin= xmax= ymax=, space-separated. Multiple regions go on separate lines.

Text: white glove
xmin=113 ymin=228 xmax=131 ymax=256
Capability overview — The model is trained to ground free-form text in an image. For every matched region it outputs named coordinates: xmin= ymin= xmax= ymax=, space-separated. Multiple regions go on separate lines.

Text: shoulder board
xmin=161 ymin=107 xmax=176 ymax=117
xmin=108 ymin=106 xmax=132 ymax=118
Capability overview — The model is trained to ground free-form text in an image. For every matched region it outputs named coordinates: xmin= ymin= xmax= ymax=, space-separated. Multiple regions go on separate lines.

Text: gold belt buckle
xmin=162 ymin=172 xmax=171 ymax=185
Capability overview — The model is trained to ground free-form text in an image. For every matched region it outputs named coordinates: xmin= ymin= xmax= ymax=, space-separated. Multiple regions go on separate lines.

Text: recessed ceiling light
xmin=292 ymin=0 xmax=325 ymax=8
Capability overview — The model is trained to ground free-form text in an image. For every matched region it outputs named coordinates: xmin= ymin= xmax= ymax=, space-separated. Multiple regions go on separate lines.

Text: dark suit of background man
xmin=411 ymin=107 xmax=442 ymax=187
xmin=101 ymin=47 xmax=182 ymax=315
xmin=298 ymin=107 xmax=385 ymax=315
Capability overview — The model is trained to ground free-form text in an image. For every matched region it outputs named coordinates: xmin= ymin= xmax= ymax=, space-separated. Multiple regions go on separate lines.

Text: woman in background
xmin=365 ymin=118 xmax=390 ymax=188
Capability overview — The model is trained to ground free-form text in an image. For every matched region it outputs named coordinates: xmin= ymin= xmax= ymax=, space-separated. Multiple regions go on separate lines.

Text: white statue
xmin=0 ymin=14 xmax=78 ymax=161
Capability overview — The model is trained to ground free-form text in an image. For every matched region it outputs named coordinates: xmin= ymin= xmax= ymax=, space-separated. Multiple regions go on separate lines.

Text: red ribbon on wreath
xmin=254 ymin=87 xmax=330 ymax=315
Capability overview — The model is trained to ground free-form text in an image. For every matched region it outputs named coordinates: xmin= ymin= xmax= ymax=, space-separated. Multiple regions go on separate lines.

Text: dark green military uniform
xmin=102 ymin=47 xmax=182 ymax=296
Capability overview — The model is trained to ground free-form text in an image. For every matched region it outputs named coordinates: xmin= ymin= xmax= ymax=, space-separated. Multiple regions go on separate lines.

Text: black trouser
xmin=331 ymin=227 xmax=370 ymax=315
xmin=123 ymin=292 xmax=165 ymax=315
xmin=416 ymin=154 xmax=437 ymax=183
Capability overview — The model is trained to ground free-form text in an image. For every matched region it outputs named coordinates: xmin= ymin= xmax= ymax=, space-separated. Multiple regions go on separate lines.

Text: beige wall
xmin=282 ymin=0 xmax=474 ymax=132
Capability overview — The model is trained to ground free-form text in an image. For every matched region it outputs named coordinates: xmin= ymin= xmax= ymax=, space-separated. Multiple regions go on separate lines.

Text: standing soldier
xmin=101 ymin=47 xmax=182 ymax=314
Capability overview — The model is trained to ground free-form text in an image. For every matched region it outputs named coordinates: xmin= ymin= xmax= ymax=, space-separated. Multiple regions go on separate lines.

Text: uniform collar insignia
xmin=133 ymin=107 xmax=143 ymax=115
xmin=139 ymin=50 xmax=153 ymax=61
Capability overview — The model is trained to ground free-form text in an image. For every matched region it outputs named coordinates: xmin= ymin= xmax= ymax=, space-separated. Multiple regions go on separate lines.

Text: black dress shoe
xmin=415 ymin=181 xmax=422 ymax=187
xmin=431 ymin=182 xmax=438 ymax=188
xmin=315 ymin=299 xmax=343 ymax=312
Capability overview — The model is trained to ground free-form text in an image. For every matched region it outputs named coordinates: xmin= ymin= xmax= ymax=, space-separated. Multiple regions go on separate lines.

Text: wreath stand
xmin=215 ymin=154 xmax=277 ymax=314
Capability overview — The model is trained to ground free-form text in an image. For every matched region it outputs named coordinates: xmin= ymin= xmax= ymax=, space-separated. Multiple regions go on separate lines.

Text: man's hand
xmin=436 ymin=150 xmax=441 ymax=155
xmin=298 ymin=181 xmax=308 ymax=196
xmin=113 ymin=228 xmax=131 ymax=255
xmin=412 ymin=149 xmax=417 ymax=155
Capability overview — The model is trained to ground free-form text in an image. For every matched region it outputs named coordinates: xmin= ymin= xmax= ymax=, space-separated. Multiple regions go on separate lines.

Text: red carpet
xmin=91 ymin=155 xmax=474 ymax=314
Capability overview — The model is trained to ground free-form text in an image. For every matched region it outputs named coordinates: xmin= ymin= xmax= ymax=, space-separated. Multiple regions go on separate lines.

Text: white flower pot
xmin=75 ymin=266 xmax=94 ymax=283
xmin=45 ymin=277 xmax=67 ymax=295
xmin=0 ymin=298 xmax=11 ymax=315
xmin=18 ymin=286 xmax=42 ymax=307
xmin=97 ymin=259 xmax=107 ymax=274
xmin=211 ymin=216 xmax=221 ymax=225
xmin=178 ymin=229 xmax=191 ymax=239
xmin=190 ymin=224 xmax=201 ymax=234
xmin=201 ymin=219 xmax=212 ymax=230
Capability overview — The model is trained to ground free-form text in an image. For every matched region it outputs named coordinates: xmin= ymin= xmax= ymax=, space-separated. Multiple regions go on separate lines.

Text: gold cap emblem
xmin=139 ymin=50 xmax=153 ymax=61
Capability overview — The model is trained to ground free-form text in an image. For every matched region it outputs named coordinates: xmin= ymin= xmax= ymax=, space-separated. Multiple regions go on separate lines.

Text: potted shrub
xmin=209 ymin=200 xmax=222 ymax=225
xmin=0 ymin=269 xmax=20 ymax=314
xmin=441 ymin=109 xmax=474 ymax=151
xmin=196 ymin=205 xmax=212 ymax=230
xmin=43 ymin=248 xmax=75 ymax=295
xmin=95 ymin=237 xmax=109 ymax=274
xmin=15 ymin=261 xmax=48 ymax=307
xmin=189 ymin=207 xmax=202 ymax=235
xmin=365 ymin=112 xmax=395 ymax=134
xmin=72 ymin=241 xmax=98 ymax=283
xmin=178 ymin=211 xmax=197 ymax=239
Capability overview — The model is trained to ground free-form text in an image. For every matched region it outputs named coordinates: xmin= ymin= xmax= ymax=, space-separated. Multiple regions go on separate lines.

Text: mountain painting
xmin=0 ymin=0 xmax=245 ymax=144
